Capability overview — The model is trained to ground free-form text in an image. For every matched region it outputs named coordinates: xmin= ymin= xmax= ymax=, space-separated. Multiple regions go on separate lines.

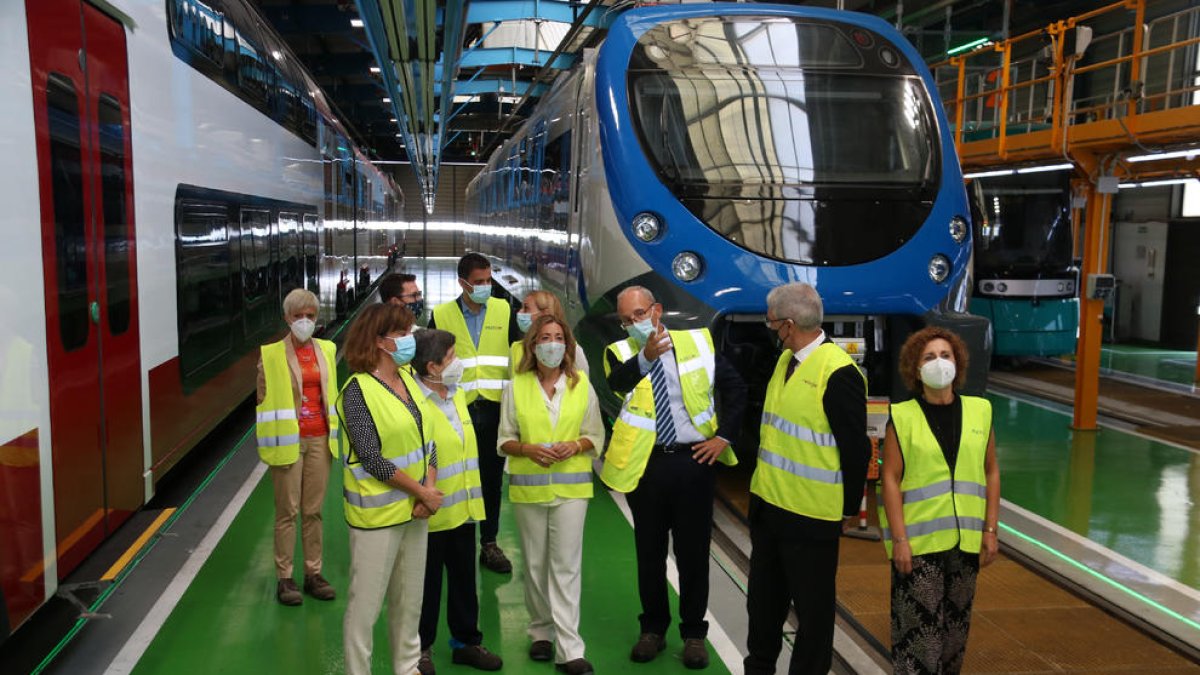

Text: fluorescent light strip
xmin=1016 ymin=163 xmax=1074 ymax=174
xmin=963 ymin=169 xmax=1015 ymax=179
xmin=1119 ymin=178 xmax=1196 ymax=189
xmin=1127 ymin=149 xmax=1200 ymax=163
xmin=350 ymin=18 xmax=364 ymax=28
xmin=947 ymin=37 xmax=991 ymax=55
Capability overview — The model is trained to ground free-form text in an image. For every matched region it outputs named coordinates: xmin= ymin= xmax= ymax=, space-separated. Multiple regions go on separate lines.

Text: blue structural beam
xmin=453 ymin=78 xmax=550 ymax=97
xmin=464 ymin=0 xmax=609 ymax=27
xmin=459 ymin=47 xmax=576 ymax=69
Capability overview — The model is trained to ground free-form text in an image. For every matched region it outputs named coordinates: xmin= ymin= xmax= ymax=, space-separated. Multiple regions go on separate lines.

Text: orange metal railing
xmin=930 ymin=0 xmax=1200 ymax=165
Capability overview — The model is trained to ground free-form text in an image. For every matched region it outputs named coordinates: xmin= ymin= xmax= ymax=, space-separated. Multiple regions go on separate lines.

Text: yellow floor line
xmin=101 ymin=508 xmax=176 ymax=581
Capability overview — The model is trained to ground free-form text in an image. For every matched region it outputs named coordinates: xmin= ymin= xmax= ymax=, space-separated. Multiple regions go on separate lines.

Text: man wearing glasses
xmin=380 ymin=273 xmax=427 ymax=325
xmin=601 ymin=286 xmax=746 ymax=670
xmin=744 ymin=282 xmax=869 ymax=675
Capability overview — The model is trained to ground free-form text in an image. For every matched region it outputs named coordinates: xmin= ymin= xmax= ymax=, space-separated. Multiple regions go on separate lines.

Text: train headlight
xmin=949 ymin=216 xmax=969 ymax=244
xmin=928 ymin=255 xmax=951 ymax=284
xmin=632 ymin=212 xmax=663 ymax=242
xmin=672 ymin=252 xmax=702 ymax=282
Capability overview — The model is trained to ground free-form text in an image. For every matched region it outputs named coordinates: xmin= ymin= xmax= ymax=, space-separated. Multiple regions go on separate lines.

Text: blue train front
xmin=467 ymin=4 xmax=990 ymax=424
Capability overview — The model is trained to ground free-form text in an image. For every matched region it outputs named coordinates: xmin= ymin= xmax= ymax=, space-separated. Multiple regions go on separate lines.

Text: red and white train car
xmin=0 ymin=0 xmax=401 ymax=638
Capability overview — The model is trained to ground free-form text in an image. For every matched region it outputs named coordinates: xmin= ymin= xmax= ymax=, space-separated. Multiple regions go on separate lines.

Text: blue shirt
xmin=459 ymin=297 xmax=486 ymax=347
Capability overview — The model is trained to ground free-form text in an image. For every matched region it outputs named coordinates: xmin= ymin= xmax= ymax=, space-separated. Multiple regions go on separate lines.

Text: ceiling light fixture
xmin=963 ymin=169 xmax=1014 ymax=179
xmin=1127 ymin=148 xmax=1200 ymax=163
xmin=350 ymin=18 xmax=364 ymax=28
xmin=1016 ymin=163 xmax=1074 ymax=174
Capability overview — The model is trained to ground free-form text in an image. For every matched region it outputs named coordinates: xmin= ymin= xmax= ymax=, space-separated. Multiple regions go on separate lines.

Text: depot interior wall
xmin=1111 ymin=184 xmax=1200 ymax=349
xmin=392 ymin=163 xmax=483 ymax=258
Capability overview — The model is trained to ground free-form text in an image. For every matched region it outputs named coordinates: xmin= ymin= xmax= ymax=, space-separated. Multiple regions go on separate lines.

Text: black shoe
xmin=452 ymin=645 xmax=503 ymax=671
xmin=479 ymin=542 xmax=512 ymax=574
xmin=556 ymin=658 xmax=595 ymax=675
xmin=682 ymin=639 xmax=709 ymax=670
xmin=276 ymin=578 xmax=302 ymax=606
xmin=418 ymin=650 xmax=435 ymax=675
xmin=529 ymin=640 xmax=554 ymax=662
xmin=303 ymin=573 xmax=336 ymax=601
xmin=629 ymin=633 xmax=665 ymax=663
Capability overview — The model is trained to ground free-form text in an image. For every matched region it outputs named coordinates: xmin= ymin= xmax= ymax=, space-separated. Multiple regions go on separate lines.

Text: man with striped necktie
xmin=602 ymin=286 xmax=746 ymax=670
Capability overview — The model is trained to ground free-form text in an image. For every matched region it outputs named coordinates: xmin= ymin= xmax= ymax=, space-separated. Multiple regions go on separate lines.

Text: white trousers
xmin=513 ymin=499 xmax=589 ymax=663
xmin=344 ymin=518 xmax=429 ymax=675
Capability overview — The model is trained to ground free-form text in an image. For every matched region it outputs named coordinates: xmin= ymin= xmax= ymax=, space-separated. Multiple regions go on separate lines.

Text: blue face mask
xmin=406 ymin=300 xmax=425 ymax=319
xmin=388 ymin=334 xmax=416 ymax=366
xmin=466 ymin=283 xmax=491 ymax=304
xmin=535 ymin=341 xmax=566 ymax=368
xmin=516 ymin=311 xmax=533 ymax=333
xmin=625 ymin=317 xmax=656 ymax=346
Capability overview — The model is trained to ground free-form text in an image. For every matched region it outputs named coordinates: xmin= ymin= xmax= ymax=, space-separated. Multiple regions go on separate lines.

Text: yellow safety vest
xmin=600 ymin=330 xmax=735 ymax=493
xmin=338 ymin=370 xmax=432 ymax=529
xmin=432 ymin=298 xmax=511 ymax=404
xmin=880 ymin=396 xmax=991 ymax=558
xmin=255 ymin=338 xmax=339 ymax=466
xmin=507 ymin=370 xmax=594 ymax=503
xmin=412 ymin=383 xmax=486 ymax=532
xmin=750 ymin=343 xmax=864 ymax=521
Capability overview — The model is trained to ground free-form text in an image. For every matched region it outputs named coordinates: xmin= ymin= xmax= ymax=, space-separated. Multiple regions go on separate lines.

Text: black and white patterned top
xmin=342 ymin=375 xmax=437 ymax=483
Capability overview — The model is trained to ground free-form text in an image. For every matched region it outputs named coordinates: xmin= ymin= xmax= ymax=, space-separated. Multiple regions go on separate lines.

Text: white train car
xmin=0 ymin=0 xmax=401 ymax=638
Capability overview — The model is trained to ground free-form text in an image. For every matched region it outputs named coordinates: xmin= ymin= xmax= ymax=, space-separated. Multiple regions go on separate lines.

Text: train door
xmin=564 ymin=71 xmax=590 ymax=311
xmin=27 ymin=0 xmax=143 ymax=579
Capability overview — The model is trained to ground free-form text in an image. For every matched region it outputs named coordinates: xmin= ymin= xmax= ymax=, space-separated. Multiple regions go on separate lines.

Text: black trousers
xmin=468 ymin=400 xmax=504 ymax=544
xmin=743 ymin=497 xmax=841 ymax=675
xmin=625 ymin=450 xmax=715 ymax=640
xmin=419 ymin=522 xmax=483 ymax=649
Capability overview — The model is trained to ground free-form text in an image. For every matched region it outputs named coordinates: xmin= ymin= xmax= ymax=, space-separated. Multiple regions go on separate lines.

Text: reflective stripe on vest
xmin=432 ymin=298 xmax=511 ymax=403
xmin=750 ymin=343 xmax=864 ymax=521
xmin=413 ymin=384 xmax=486 ymax=532
xmin=508 ymin=369 xmax=594 ymax=503
xmin=600 ymin=330 xmax=736 ymax=494
xmin=338 ymin=370 xmax=429 ymax=528
xmin=255 ymin=338 xmax=339 ymax=465
xmin=879 ymin=396 xmax=991 ymax=558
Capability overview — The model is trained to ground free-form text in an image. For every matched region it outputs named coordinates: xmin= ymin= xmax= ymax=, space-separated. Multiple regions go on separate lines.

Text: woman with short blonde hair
xmin=255 ymin=287 xmax=337 ymax=606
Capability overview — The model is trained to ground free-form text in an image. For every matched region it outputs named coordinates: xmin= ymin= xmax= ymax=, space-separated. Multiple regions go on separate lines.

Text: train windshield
xmin=628 ymin=17 xmax=940 ymax=265
xmin=971 ymin=174 xmax=1074 ymax=275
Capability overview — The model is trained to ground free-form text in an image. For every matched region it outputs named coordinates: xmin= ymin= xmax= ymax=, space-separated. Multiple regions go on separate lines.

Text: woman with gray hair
xmin=409 ymin=329 xmax=502 ymax=674
xmin=255 ymin=288 xmax=339 ymax=605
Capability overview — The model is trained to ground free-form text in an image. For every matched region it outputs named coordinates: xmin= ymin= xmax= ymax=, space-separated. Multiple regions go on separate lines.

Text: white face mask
xmin=919 ymin=357 xmax=956 ymax=390
xmin=438 ymin=358 xmax=465 ymax=387
xmin=290 ymin=317 xmax=316 ymax=342
xmin=535 ymin=341 xmax=566 ymax=369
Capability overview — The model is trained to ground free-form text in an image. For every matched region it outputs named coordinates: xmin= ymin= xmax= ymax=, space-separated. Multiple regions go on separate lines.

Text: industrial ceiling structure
xmin=251 ymin=0 xmax=1111 ymax=209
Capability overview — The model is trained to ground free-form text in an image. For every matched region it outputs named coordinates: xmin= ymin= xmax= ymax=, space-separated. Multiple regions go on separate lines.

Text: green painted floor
xmin=129 ymin=465 xmax=733 ymax=674
xmin=988 ymin=392 xmax=1200 ymax=591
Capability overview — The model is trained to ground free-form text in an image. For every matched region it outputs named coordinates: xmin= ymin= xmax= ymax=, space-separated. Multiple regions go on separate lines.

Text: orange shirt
xmin=295 ymin=341 xmax=329 ymax=437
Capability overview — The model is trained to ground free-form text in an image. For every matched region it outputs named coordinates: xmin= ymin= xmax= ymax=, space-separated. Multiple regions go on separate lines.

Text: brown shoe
xmin=555 ymin=658 xmax=594 ymax=675
xmin=629 ymin=633 xmax=665 ymax=662
xmin=529 ymin=640 xmax=553 ymax=662
xmin=303 ymin=573 xmax=336 ymax=601
xmin=682 ymin=639 xmax=709 ymax=669
xmin=452 ymin=644 xmax=502 ymax=671
xmin=479 ymin=542 xmax=512 ymax=574
xmin=417 ymin=649 xmax=435 ymax=675
xmin=276 ymin=578 xmax=302 ymax=606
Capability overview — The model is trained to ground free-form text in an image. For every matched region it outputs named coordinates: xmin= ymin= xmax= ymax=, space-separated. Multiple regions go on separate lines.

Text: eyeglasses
xmin=401 ymin=291 xmax=423 ymax=301
xmin=618 ymin=306 xmax=652 ymax=328
xmin=764 ymin=317 xmax=791 ymax=329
